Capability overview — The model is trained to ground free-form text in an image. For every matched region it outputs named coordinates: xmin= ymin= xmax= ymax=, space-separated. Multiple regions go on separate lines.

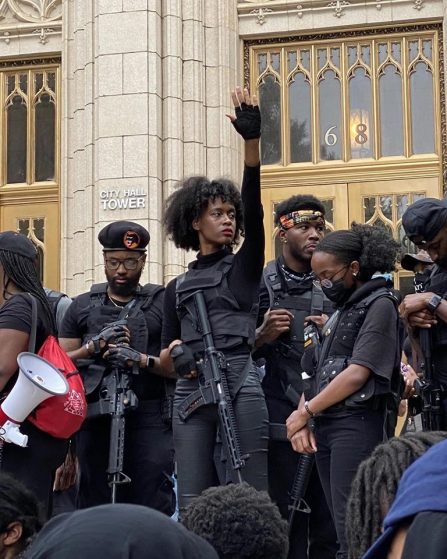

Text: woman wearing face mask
xmin=286 ymin=223 xmax=402 ymax=559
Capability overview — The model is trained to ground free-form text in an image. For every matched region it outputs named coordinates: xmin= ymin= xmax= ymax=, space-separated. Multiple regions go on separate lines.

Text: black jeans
xmin=315 ymin=409 xmax=386 ymax=559
xmin=76 ymin=400 xmax=175 ymax=514
xmin=267 ymin=396 xmax=337 ymax=559
xmin=173 ymin=369 xmax=269 ymax=512
xmin=2 ymin=421 xmax=68 ymax=518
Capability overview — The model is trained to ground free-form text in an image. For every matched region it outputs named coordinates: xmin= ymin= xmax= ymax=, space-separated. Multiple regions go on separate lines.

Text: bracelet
xmin=304 ymin=401 xmax=315 ymax=418
xmin=85 ymin=341 xmax=91 ymax=355
xmin=146 ymin=355 xmax=155 ymax=369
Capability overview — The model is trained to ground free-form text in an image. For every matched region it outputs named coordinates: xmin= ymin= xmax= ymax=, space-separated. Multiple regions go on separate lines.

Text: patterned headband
xmin=279 ymin=210 xmax=325 ymax=230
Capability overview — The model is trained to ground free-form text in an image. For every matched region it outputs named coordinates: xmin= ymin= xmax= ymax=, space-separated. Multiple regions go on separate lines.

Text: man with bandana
xmin=400 ymin=198 xmax=447 ymax=429
xmin=59 ymin=221 xmax=175 ymax=512
xmin=254 ymin=196 xmax=337 ymax=559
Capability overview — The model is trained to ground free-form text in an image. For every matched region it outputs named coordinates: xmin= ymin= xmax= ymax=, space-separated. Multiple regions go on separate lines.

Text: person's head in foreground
xmin=346 ymin=431 xmax=447 ymax=559
xmin=0 ymin=473 xmax=41 ymax=559
xmin=361 ymin=437 xmax=447 ymax=559
xmin=181 ymin=482 xmax=289 ymax=559
xmin=25 ymin=504 xmax=218 ymax=559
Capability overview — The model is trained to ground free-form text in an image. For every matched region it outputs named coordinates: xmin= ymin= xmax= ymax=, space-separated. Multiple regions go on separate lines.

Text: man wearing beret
xmin=59 ymin=221 xmax=175 ymax=512
xmin=400 ymin=198 xmax=447 ymax=429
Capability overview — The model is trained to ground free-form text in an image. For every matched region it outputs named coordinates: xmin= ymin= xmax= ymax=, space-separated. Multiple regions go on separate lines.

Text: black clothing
xmin=162 ymin=164 xmax=269 ymax=511
xmin=257 ymin=259 xmax=336 ymax=559
xmin=60 ymin=284 xmax=175 ymax=512
xmin=99 ymin=220 xmax=150 ymax=251
xmin=267 ymin=397 xmax=337 ymax=559
xmin=421 ymin=266 xmax=447 ymax=389
xmin=0 ymin=294 xmax=67 ymax=514
xmin=311 ymin=278 xmax=401 ymax=559
xmin=161 ymin=164 xmax=264 ymax=347
xmin=26 ymin=504 xmax=219 ymax=559
xmin=61 ymin=284 xmax=165 ymax=400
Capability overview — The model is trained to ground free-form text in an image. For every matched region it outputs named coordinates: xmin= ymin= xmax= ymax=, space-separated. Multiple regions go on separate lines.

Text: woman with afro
xmin=160 ymin=87 xmax=269 ymax=513
xmin=286 ymin=223 xmax=403 ymax=559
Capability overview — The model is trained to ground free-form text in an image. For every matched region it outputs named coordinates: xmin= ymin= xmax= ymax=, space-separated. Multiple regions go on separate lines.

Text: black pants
xmin=173 ymin=369 xmax=269 ymax=512
xmin=315 ymin=409 xmax=386 ymax=559
xmin=267 ymin=396 xmax=337 ymax=559
xmin=2 ymin=420 xmax=68 ymax=518
xmin=76 ymin=400 xmax=175 ymax=514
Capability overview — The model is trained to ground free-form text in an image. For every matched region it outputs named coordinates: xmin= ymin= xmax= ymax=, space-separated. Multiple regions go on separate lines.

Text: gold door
xmin=0 ymin=61 xmax=61 ymax=290
xmin=262 ymin=184 xmax=349 ymax=262
xmin=1 ymin=201 xmax=59 ymax=290
xmin=348 ymin=177 xmax=441 ymax=292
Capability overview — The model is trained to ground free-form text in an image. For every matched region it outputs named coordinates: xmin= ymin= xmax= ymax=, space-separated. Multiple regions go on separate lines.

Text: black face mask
xmin=321 ymin=278 xmax=354 ymax=306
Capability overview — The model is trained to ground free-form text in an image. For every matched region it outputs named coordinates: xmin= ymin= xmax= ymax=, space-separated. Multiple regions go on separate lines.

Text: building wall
xmin=0 ymin=0 xmax=444 ymax=295
xmin=61 ymin=0 xmax=243 ymax=295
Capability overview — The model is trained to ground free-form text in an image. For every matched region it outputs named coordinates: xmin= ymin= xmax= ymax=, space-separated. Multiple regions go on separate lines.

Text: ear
xmin=278 ymin=229 xmax=287 ymax=243
xmin=2 ymin=522 xmax=23 ymax=547
xmin=350 ymin=260 xmax=360 ymax=277
xmin=192 ymin=219 xmax=200 ymax=231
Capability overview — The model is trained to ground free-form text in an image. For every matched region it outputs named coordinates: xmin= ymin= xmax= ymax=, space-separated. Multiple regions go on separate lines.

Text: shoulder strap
xmin=89 ymin=283 xmax=108 ymax=308
xmin=26 ymin=293 xmax=38 ymax=353
xmin=263 ymin=260 xmax=282 ymax=307
xmin=310 ymin=281 xmax=325 ymax=315
xmin=126 ymin=283 xmax=163 ymax=318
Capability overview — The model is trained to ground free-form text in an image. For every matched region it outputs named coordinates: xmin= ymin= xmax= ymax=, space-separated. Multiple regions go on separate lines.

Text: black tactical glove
xmin=231 ymin=103 xmax=261 ymax=140
xmin=170 ymin=344 xmax=196 ymax=378
xmin=105 ymin=346 xmax=141 ymax=370
xmin=90 ymin=321 xmax=130 ymax=355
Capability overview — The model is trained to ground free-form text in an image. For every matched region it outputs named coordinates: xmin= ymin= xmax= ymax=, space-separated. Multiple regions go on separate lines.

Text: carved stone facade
xmin=0 ymin=0 xmax=62 ymax=53
xmin=0 ymin=0 xmax=445 ymax=294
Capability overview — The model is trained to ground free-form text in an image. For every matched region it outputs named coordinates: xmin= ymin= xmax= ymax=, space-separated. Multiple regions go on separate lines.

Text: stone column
xmin=162 ymin=0 xmax=241 ymax=284
xmin=62 ymin=0 xmax=241 ymax=293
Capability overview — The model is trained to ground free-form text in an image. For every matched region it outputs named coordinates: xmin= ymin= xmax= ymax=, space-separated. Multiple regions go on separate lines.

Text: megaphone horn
xmin=0 ymin=352 xmax=68 ymax=447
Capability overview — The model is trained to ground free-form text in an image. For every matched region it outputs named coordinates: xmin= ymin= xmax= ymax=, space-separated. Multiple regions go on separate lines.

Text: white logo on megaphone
xmin=0 ymin=352 xmax=68 ymax=447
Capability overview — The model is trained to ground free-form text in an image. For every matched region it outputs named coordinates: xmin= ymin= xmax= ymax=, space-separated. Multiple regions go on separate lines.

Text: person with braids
xmin=345 ymin=430 xmax=447 ymax=559
xmin=0 ymin=472 xmax=42 ymax=559
xmin=160 ymin=86 xmax=269 ymax=512
xmin=286 ymin=223 xmax=403 ymax=559
xmin=0 ymin=232 xmax=68 ymax=514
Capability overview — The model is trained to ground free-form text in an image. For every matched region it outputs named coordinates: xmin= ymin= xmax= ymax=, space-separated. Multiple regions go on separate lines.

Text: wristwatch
xmin=427 ymin=294 xmax=443 ymax=314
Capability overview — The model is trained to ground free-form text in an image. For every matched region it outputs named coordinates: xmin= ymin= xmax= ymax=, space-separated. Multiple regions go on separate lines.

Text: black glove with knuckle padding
xmin=170 ymin=344 xmax=197 ymax=378
xmin=105 ymin=345 xmax=141 ymax=370
xmin=90 ymin=320 xmax=130 ymax=355
xmin=231 ymin=103 xmax=261 ymax=140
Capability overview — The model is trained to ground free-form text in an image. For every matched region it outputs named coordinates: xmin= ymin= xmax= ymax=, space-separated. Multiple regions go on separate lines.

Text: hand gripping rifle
xmin=192 ymin=290 xmax=248 ymax=483
xmin=87 ymin=319 xmax=139 ymax=503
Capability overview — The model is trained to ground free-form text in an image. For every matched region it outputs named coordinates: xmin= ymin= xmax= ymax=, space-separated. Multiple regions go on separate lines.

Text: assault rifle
xmin=415 ymin=328 xmax=442 ymax=431
xmin=86 ymin=319 xmax=139 ymax=503
xmin=192 ymin=290 xmax=248 ymax=483
xmin=288 ymin=453 xmax=314 ymax=533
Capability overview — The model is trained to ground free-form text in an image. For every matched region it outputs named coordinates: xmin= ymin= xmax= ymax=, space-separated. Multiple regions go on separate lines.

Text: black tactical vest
xmin=261 ymin=259 xmax=332 ymax=403
xmin=82 ymin=282 xmax=164 ymax=400
xmin=314 ymin=280 xmax=400 ymax=411
xmin=175 ymin=254 xmax=258 ymax=355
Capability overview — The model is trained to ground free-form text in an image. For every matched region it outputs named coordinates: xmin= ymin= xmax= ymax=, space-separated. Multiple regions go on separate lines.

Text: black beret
xmin=0 ymin=231 xmax=38 ymax=259
xmin=98 ymin=221 xmax=150 ymax=252
xmin=402 ymin=198 xmax=447 ymax=245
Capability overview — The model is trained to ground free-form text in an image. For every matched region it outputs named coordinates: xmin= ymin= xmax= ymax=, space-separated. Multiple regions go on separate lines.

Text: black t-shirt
xmin=0 ymin=293 xmax=51 ymax=352
xmin=349 ymin=296 xmax=399 ymax=389
xmin=60 ymin=286 xmax=165 ymax=400
xmin=161 ymin=164 xmax=263 ymax=348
